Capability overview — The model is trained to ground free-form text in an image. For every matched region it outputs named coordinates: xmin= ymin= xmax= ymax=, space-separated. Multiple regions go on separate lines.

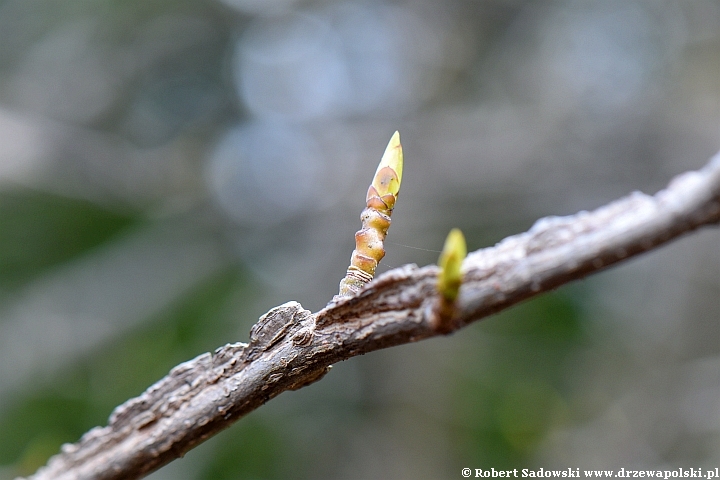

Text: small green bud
xmin=437 ymin=228 xmax=467 ymax=302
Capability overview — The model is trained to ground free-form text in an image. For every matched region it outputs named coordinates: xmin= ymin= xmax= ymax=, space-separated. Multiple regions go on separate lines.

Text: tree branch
xmin=24 ymin=151 xmax=720 ymax=480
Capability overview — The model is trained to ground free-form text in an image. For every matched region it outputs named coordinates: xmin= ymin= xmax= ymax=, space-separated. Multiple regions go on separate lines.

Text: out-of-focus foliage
xmin=453 ymin=291 xmax=588 ymax=468
xmin=0 ymin=0 xmax=719 ymax=478
xmin=0 ymin=189 xmax=137 ymax=291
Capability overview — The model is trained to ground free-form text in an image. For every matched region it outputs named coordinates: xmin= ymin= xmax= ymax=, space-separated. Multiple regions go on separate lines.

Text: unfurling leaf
xmin=371 ymin=131 xmax=403 ymax=198
xmin=437 ymin=228 xmax=467 ymax=302
xmin=338 ymin=132 xmax=404 ymax=298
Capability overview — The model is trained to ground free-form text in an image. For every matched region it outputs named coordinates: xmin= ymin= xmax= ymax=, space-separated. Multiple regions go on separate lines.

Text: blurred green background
xmin=0 ymin=1 xmax=719 ymax=479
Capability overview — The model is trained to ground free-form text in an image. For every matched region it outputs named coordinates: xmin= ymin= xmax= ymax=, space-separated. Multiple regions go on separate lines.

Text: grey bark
xmin=23 ymin=151 xmax=720 ymax=480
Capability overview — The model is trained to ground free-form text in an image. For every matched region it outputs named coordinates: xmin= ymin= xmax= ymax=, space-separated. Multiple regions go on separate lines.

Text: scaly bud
xmin=338 ymin=132 xmax=404 ymax=298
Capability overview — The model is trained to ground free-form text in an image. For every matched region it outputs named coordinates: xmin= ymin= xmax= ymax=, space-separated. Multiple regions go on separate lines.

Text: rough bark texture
xmin=24 ymin=151 xmax=720 ymax=480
